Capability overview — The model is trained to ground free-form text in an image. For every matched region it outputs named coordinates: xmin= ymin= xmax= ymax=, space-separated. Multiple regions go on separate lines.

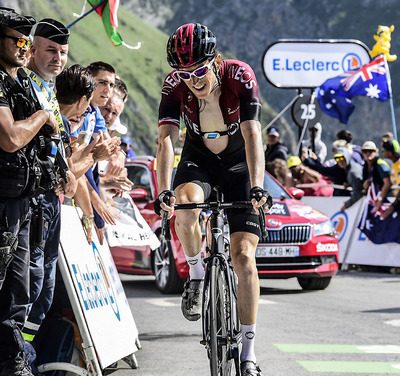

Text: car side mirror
xmin=289 ymin=187 xmax=305 ymax=200
xmin=130 ymin=188 xmax=148 ymax=200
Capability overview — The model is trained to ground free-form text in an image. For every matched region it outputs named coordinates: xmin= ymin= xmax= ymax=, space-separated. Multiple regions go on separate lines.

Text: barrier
xmin=40 ymin=204 xmax=140 ymax=375
xmin=302 ymin=196 xmax=400 ymax=268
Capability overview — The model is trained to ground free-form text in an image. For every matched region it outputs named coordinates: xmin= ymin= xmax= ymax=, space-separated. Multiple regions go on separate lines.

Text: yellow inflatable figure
xmin=370 ymin=25 xmax=397 ymax=61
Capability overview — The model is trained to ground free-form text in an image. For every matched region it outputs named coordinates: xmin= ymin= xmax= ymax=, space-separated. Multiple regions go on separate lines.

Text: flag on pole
xmin=316 ymin=55 xmax=390 ymax=124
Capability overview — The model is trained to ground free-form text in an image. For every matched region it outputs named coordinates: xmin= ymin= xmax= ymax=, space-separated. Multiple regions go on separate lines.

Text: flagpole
xmin=383 ymin=54 xmax=398 ymax=140
xmin=67 ymin=0 xmax=107 ymax=29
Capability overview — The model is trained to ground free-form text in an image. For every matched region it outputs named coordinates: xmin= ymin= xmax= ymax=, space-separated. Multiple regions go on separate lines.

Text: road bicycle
xmin=162 ymin=188 xmax=266 ymax=375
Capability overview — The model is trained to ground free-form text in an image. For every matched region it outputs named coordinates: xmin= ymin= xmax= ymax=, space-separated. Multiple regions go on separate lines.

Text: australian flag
xmin=358 ymin=184 xmax=400 ymax=244
xmin=316 ymin=55 xmax=390 ymax=124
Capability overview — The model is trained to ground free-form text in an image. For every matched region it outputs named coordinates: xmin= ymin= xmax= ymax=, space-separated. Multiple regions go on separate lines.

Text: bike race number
xmin=256 ymin=245 xmax=300 ymax=258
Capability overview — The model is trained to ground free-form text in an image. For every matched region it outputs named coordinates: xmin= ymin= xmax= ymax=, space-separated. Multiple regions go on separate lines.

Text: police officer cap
xmin=0 ymin=7 xmax=36 ymax=36
xmin=34 ymin=18 xmax=69 ymax=45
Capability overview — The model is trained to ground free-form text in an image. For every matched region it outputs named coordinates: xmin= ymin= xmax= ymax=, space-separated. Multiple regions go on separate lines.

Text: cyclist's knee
xmin=232 ymin=251 xmax=257 ymax=276
xmin=175 ymin=210 xmax=201 ymax=231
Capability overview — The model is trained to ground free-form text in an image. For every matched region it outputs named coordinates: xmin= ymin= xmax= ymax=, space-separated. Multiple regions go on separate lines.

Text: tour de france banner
xmin=105 ymin=193 xmax=160 ymax=250
xmin=59 ymin=205 xmax=139 ymax=368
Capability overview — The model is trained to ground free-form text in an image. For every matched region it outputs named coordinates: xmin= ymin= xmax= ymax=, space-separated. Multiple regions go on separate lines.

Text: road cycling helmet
xmin=167 ymin=23 xmax=217 ymax=69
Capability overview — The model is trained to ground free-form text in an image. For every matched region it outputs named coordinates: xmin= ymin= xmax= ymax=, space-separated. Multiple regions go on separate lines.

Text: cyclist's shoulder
xmin=220 ymin=59 xmax=257 ymax=79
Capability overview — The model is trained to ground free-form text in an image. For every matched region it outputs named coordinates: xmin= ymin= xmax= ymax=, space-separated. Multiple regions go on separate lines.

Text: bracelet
xmin=82 ymin=215 xmax=94 ymax=229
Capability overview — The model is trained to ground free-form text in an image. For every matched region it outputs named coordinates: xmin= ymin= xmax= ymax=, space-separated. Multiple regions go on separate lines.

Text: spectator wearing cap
xmin=382 ymin=139 xmax=400 ymax=219
xmin=22 ymin=18 xmax=78 ymax=364
xmin=287 ymin=156 xmax=333 ymax=196
xmin=0 ymin=7 xmax=56 ymax=376
xmin=265 ymin=127 xmax=288 ymax=173
xmin=361 ymin=140 xmax=391 ymax=213
xmin=121 ymin=136 xmax=136 ymax=159
xmin=332 ymin=147 xmax=364 ymax=212
xmin=302 ymin=122 xmax=327 ymax=163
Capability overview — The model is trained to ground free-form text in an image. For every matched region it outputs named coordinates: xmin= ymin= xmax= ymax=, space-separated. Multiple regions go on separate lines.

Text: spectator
xmin=302 ymin=144 xmax=349 ymax=197
xmin=332 ymin=147 xmax=364 ymax=212
xmin=287 ymin=156 xmax=333 ymax=196
xmin=22 ymin=19 xmax=77 ymax=361
xmin=382 ymin=131 xmax=394 ymax=141
xmin=381 ymin=139 xmax=400 ymax=219
xmin=269 ymin=158 xmax=292 ymax=188
xmin=302 ymin=122 xmax=327 ymax=163
xmin=336 ymin=129 xmax=364 ymax=165
xmin=361 ymin=141 xmax=391 ymax=214
xmin=120 ymin=136 xmax=136 ymax=159
xmin=0 ymin=8 xmax=57 ymax=376
xmin=265 ymin=127 xmax=288 ymax=172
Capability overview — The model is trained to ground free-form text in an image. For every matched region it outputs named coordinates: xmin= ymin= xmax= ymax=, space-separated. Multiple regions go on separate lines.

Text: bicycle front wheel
xmin=203 ymin=258 xmax=234 ymax=376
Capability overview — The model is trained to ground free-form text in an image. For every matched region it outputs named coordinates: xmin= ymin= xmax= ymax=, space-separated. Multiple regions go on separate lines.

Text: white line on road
xmin=384 ymin=319 xmax=400 ymax=327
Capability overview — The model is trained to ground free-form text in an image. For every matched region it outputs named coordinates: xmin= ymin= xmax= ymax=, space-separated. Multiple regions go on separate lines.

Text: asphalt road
xmin=108 ymin=271 xmax=400 ymax=376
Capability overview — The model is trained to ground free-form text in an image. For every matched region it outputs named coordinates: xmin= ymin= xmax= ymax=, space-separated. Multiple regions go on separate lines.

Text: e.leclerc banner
xmin=262 ymin=39 xmax=371 ymax=88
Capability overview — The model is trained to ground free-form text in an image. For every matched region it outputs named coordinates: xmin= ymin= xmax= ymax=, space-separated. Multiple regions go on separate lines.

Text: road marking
xmin=298 ymin=361 xmax=400 ymax=373
xmin=258 ymin=298 xmax=277 ymax=305
xmin=146 ymin=298 xmax=179 ymax=307
xmin=275 ymin=344 xmax=400 ymax=354
xmin=385 ymin=319 xmax=400 ymax=327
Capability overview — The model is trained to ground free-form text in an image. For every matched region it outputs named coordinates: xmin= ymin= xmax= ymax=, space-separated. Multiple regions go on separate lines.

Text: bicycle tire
xmin=203 ymin=258 xmax=234 ymax=376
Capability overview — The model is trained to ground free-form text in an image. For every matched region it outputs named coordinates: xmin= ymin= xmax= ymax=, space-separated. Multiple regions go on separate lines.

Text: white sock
xmin=186 ymin=252 xmax=205 ymax=280
xmin=241 ymin=324 xmax=256 ymax=363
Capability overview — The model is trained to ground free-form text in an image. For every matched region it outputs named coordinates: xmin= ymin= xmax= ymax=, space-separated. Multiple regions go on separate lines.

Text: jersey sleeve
xmin=222 ymin=60 xmax=262 ymax=123
xmin=158 ymin=72 xmax=182 ymax=128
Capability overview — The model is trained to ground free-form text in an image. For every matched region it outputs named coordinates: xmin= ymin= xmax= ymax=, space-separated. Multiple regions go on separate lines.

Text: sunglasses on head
xmin=176 ymin=58 xmax=215 ymax=81
xmin=1 ymin=34 xmax=31 ymax=49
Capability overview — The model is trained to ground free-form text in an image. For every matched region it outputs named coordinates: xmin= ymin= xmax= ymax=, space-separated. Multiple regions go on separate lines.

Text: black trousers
xmin=0 ymin=197 xmax=31 ymax=361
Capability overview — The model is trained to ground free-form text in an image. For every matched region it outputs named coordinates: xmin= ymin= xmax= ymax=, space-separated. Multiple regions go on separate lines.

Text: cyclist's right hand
xmin=154 ymin=190 xmax=176 ymax=218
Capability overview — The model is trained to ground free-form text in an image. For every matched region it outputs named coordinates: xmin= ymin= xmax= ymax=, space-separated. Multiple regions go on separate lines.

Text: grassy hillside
xmin=22 ymin=0 xmax=292 ymax=153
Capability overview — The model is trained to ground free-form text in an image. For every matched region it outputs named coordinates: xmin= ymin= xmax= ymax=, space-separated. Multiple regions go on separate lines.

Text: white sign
xmin=106 ymin=194 xmax=160 ymax=250
xmin=302 ymin=196 xmax=400 ymax=267
xmin=60 ymin=205 xmax=139 ymax=369
xmin=262 ymin=40 xmax=371 ymax=88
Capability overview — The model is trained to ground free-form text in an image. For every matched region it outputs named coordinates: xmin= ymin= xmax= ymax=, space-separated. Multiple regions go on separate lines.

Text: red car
xmin=110 ymin=156 xmax=339 ymax=293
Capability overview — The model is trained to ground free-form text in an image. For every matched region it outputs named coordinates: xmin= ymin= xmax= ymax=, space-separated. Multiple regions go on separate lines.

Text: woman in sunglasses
xmin=156 ymin=23 xmax=270 ymax=376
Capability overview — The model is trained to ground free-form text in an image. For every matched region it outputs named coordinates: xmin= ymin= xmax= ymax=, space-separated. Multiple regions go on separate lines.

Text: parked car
xmin=109 ymin=156 xmax=339 ymax=293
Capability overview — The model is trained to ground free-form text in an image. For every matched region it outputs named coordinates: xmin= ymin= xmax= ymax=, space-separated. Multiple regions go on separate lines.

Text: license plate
xmin=255 ymin=246 xmax=299 ymax=258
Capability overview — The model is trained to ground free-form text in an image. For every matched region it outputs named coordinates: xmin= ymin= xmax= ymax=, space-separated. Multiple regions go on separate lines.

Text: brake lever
xmin=258 ymin=206 xmax=268 ymax=239
xmin=161 ymin=211 xmax=171 ymax=241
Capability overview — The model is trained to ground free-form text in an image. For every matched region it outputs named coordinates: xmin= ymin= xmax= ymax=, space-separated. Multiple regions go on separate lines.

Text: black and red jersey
xmin=158 ymin=59 xmax=261 ymax=157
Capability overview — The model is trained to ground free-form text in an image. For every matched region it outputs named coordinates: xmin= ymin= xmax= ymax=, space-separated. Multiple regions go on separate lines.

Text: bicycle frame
xmin=161 ymin=190 xmax=266 ymax=376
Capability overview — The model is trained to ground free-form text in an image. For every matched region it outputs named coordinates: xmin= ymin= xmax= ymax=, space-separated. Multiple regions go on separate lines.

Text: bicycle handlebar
xmin=160 ymin=200 xmax=268 ymax=241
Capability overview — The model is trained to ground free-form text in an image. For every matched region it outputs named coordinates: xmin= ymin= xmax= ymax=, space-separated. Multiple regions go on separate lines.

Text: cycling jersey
xmin=158 ymin=59 xmax=261 ymax=157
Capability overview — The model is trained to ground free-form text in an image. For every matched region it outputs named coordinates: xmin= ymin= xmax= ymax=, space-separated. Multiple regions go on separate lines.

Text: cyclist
xmin=154 ymin=23 xmax=272 ymax=376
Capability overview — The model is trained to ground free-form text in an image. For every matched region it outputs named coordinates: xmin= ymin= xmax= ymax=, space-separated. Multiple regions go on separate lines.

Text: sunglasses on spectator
xmin=334 ymin=156 xmax=345 ymax=162
xmin=1 ymin=34 xmax=31 ymax=49
xmin=362 ymin=149 xmax=375 ymax=154
xmin=176 ymin=58 xmax=215 ymax=81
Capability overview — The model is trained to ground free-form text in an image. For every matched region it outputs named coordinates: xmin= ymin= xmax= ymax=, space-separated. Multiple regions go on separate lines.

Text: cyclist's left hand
xmin=249 ymin=186 xmax=273 ymax=212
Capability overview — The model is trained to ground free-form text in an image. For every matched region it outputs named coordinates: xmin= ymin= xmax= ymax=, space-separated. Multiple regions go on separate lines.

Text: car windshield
xmin=263 ymin=172 xmax=290 ymax=199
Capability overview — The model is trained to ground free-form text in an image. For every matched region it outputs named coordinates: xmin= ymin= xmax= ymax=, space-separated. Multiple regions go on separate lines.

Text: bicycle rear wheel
xmin=203 ymin=258 xmax=234 ymax=376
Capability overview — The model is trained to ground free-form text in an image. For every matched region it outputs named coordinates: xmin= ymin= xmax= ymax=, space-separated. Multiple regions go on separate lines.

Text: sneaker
xmin=181 ymin=279 xmax=203 ymax=321
xmin=0 ymin=353 xmax=34 ymax=376
xmin=241 ymin=360 xmax=263 ymax=376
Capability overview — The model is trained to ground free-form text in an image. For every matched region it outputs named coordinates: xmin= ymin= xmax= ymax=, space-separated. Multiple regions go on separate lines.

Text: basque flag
xmin=358 ymin=184 xmax=400 ymax=244
xmin=316 ymin=55 xmax=390 ymax=124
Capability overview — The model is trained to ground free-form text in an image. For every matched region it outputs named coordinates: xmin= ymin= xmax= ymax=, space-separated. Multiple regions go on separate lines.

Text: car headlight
xmin=314 ymin=220 xmax=335 ymax=237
